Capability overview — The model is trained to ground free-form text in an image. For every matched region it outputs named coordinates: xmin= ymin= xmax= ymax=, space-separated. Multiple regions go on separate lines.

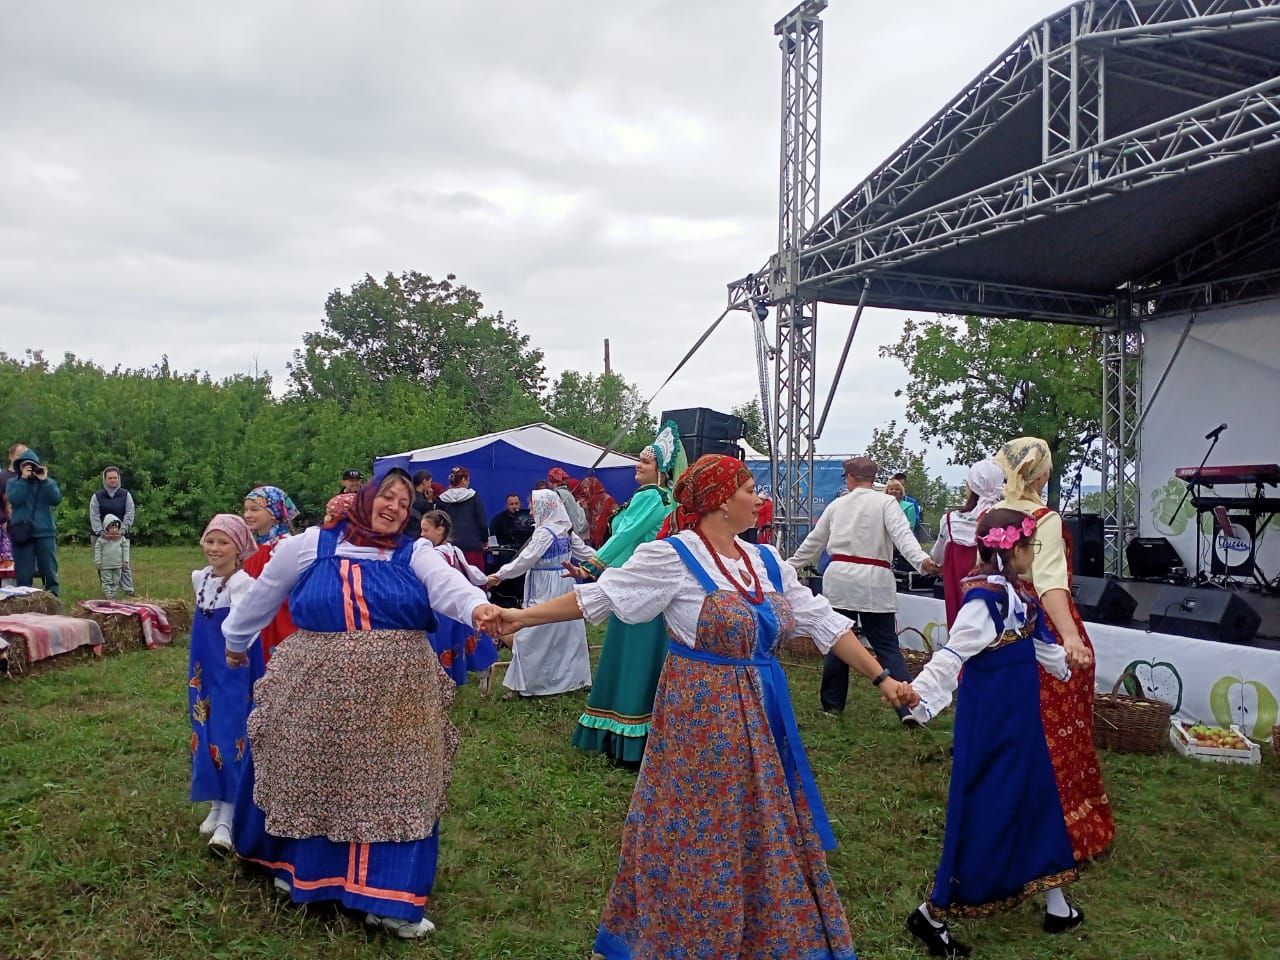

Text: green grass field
xmin=2 ymin=547 xmax=1278 ymax=959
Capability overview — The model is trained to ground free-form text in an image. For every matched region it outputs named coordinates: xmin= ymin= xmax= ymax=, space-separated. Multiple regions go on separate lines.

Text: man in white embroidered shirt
xmin=788 ymin=455 xmax=940 ymax=722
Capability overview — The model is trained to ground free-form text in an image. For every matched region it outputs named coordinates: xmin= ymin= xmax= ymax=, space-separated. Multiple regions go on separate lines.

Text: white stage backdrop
xmin=1139 ymin=302 xmax=1280 ymax=580
xmin=896 ymin=594 xmax=1280 ymax=743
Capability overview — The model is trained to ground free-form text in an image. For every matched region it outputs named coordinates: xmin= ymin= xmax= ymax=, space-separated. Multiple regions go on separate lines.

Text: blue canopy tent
xmin=373 ymin=423 xmax=640 ymax=518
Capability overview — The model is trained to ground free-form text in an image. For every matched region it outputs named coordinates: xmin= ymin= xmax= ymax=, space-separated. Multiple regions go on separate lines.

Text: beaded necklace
xmin=694 ymin=529 xmax=764 ymax=604
xmin=196 ymin=568 xmax=233 ymax=617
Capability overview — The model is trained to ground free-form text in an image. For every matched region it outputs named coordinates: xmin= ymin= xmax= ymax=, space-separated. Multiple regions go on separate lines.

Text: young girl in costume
xmin=420 ymin=510 xmax=499 ymax=686
xmin=188 ymin=514 xmax=258 ymax=854
xmin=241 ymin=485 xmax=300 ymax=664
xmin=904 ymin=508 xmax=1082 ymax=957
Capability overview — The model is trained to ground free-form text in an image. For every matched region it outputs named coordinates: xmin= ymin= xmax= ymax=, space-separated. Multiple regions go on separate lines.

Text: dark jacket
xmin=438 ymin=488 xmax=488 ymax=552
xmin=5 ymin=451 xmax=63 ymax=539
xmin=408 ymin=490 xmax=441 ymax=535
xmin=491 ymin=507 xmax=534 ymax=550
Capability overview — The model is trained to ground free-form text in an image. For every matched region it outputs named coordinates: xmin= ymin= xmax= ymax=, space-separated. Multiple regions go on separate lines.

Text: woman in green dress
xmin=569 ymin=422 xmax=685 ymax=764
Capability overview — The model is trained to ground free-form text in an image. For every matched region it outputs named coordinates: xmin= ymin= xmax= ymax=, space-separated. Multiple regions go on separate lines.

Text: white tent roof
xmin=383 ymin=422 xmax=639 ymax=468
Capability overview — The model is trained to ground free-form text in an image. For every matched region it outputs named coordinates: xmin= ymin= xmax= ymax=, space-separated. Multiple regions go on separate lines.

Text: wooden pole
xmin=604 ymin=338 xmax=612 ymax=375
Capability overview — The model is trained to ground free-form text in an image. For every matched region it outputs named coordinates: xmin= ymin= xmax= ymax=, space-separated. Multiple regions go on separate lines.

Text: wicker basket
xmin=1093 ymin=672 xmax=1173 ymax=754
xmin=778 ymin=632 xmax=822 ymax=659
xmin=898 ymin=627 xmax=933 ymax=679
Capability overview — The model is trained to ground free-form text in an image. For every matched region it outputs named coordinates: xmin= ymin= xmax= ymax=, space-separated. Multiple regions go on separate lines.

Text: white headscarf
xmin=996 ymin=437 xmax=1052 ymax=504
xmin=945 ymin=458 xmax=1007 ymax=548
xmin=530 ymin=489 xmax=572 ymax=535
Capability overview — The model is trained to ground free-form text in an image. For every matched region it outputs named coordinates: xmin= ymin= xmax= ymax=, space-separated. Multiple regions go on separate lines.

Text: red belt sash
xmin=829 ymin=554 xmax=891 ymax=569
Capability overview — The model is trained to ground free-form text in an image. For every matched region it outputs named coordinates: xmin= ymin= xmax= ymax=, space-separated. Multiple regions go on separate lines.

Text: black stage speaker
xmin=661 ymin=407 xmax=746 ymax=460
xmin=1071 ymin=575 xmax=1137 ymax=624
xmin=1126 ymin=537 xmax=1185 ymax=580
xmin=1148 ymin=585 xmax=1262 ymax=646
xmin=1063 ymin=514 xmax=1104 ymax=577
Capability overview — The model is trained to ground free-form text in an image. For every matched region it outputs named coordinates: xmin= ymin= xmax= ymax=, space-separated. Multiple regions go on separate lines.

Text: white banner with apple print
xmin=1139 ymin=302 xmax=1280 ymax=582
xmin=897 ymin=593 xmax=1279 ymax=743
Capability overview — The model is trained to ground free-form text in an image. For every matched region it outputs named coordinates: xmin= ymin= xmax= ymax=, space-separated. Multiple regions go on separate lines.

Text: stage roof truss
xmin=799 ymin=76 xmax=1280 ymax=291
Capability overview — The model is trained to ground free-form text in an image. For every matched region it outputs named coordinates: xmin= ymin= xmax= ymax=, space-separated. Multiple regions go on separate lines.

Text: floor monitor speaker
xmin=1126 ymin=537 xmax=1185 ymax=580
xmin=1071 ymin=575 xmax=1137 ymax=624
xmin=1148 ymin=585 xmax=1262 ymax=646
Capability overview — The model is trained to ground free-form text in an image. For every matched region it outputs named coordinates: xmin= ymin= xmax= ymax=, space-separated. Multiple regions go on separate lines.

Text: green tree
xmin=545 ymin=371 xmax=655 ymax=455
xmin=880 ymin=316 xmax=1102 ymax=507
xmin=730 ymin=399 xmax=768 ymax=453
xmin=288 ymin=271 xmax=546 ymax=431
xmin=863 ymin=421 xmax=951 ymax=532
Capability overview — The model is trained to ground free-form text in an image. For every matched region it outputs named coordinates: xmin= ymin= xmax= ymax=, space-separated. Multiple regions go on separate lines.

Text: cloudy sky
xmin=2 ymin=0 xmax=1051 ymax=480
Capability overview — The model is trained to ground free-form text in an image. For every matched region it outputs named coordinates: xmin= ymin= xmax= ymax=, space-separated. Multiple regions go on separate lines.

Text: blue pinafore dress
xmin=232 ymin=527 xmax=446 ymax=923
xmin=593 ymin=538 xmax=857 ymax=960
xmin=428 ymin=545 xmax=499 ymax=686
xmin=188 ymin=570 xmax=260 ymax=803
xmin=928 ymin=581 xmax=1077 ymax=917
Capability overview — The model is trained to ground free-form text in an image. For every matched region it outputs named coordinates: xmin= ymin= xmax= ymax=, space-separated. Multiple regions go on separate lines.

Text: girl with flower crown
xmin=188 ymin=513 xmax=258 ymax=855
xmin=568 ymin=421 xmax=684 ymax=763
xmin=995 ymin=437 xmax=1115 ymax=866
xmin=903 ymin=508 xmax=1081 ymax=957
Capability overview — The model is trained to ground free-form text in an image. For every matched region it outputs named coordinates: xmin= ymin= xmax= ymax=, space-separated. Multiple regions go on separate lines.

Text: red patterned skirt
xmin=1039 ymin=604 xmax=1116 ymax=862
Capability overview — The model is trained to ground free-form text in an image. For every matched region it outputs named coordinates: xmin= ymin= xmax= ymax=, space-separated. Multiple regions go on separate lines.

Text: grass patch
xmin=2 ymin=549 xmax=1278 ymax=958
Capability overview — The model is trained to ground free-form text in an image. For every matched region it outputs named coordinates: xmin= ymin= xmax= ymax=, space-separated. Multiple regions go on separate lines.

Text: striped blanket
xmin=0 ymin=614 xmax=105 ymax=663
xmin=78 ymin=600 xmax=173 ymax=649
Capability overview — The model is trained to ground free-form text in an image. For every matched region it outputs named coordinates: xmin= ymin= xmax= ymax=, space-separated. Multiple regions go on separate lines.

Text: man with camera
xmin=5 ymin=448 xmax=63 ymax=595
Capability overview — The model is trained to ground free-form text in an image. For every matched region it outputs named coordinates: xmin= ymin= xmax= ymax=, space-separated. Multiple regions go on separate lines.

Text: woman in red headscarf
xmin=574 ymin=476 xmax=618 ymax=549
xmin=497 ymin=454 xmax=914 ymax=960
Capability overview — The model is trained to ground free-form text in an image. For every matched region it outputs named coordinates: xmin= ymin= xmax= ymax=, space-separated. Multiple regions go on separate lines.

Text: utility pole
xmin=604 ymin=338 xmax=612 ymax=376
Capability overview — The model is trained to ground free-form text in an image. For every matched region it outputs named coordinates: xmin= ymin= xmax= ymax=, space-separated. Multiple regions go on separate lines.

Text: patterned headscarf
xmin=995 ymin=437 xmax=1053 ymax=505
xmin=244 ymin=485 xmax=299 ymax=546
xmin=201 ymin=513 xmax=257 ymax=562
xmin=575 ymin=476 xmax=618 ymax=548
xmin=326 ymin=471 xmax=412 ymax=550
xmin=531 ymin=488 xmax=572 ymax=535
xmin=325 ymin=493 xmax=356 ymax=523
xmin=671 ymin=454 xmax=752 ymax=532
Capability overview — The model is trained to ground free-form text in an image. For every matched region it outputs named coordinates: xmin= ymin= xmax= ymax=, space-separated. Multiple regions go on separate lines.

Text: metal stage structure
xmin=731 ymin=0 xmax=1280 ymax=564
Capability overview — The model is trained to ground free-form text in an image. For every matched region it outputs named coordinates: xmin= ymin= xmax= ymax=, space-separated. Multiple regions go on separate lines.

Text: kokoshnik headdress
xmin=642 ymin=420 xmax=687 ymax=486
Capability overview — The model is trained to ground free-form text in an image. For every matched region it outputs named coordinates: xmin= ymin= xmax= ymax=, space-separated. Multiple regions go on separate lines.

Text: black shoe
xmin=906 ymin=907 xmax=972 ymax=957
xmin=902 ymin=716 xmax=922 ymax=729
xmin=1043 ymin=905 xmax=1085 ymax=933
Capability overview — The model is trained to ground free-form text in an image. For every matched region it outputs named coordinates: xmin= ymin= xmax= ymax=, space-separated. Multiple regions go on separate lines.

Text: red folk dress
xmin=243 ymin=542 xmax=297 ymax=664
xmin=1028 ymin=504 xmax=1116 ymax=862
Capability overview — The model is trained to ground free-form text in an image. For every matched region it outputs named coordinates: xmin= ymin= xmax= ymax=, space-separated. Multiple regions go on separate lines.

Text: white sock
xmin=209 ymin=801 xmax=223 ymax=821
xmin=918 ymin=902 xmax=948 ymax=935
xmin=217 ymin=802 xmax=235 ymax=828
xmin=1045 ymin=887 xmax=1071 ymax=917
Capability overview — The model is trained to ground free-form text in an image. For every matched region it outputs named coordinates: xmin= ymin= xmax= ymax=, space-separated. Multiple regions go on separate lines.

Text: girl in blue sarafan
xmin=188 ymin=514 xmax=259 ymax=855
xmin=419 ymin=509 xmax=499 ymax=687
xmin=904 ymin=507 xmax=1083 ymax=958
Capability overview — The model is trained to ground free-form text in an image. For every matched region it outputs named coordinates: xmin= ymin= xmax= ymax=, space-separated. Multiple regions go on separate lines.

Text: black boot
xmin=1043 ymin=905 xmax=1085 ymax=933
xmin=906 ymin=906 xmax=972 ymax=957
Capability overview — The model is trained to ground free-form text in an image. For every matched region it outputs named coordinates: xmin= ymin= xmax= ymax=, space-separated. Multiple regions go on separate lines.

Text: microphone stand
xmin=1172 ymin=432 xmax=1222 ymax=582
xmin=1064 ymin=437 xmax=1094 ymax=522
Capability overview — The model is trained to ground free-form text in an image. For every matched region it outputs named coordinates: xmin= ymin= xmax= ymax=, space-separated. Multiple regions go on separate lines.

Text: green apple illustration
xmin=1210 ymin=675 xmax=1278 ymax=739
xmin=1151 ymin=478 xmax=1195 ymax=536
xmin=1122 ymin=659 xmax=1183 ymax=712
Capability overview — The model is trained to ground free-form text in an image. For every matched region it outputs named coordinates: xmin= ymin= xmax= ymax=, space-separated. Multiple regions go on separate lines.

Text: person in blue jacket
xmin=5 ymin=448 xmax=62 ymax=595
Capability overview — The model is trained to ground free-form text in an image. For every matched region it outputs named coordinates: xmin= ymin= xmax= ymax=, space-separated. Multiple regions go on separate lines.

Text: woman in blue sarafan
xmin=903 ymin=508 xmax=1084 ymax=958
xmin=221 ymin=469 xmax=500 ymax=939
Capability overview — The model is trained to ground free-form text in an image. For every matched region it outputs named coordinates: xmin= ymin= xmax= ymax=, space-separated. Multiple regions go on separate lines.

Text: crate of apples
xmin=1170 ymin=719 xmax=1261 ymax=765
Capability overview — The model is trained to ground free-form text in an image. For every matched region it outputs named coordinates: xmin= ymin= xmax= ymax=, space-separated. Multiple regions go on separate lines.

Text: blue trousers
xmin=14 ymin=536 xmax=59 ymax=596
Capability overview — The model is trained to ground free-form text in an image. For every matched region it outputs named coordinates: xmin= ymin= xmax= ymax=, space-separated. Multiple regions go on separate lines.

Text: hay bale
xmin=73 ymin=606 xmax=144 ymax=655
xmin=4 ymin=638 xmax=97 ymax=677
xmin=130 ymin=596 xmax=193 ymax=635
xmin=0 ymin=590 xmax=60 ymax=617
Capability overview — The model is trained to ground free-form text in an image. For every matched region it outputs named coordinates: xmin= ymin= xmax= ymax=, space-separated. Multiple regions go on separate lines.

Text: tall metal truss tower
xmin=768 ymin=0 xmax=826 ymax=555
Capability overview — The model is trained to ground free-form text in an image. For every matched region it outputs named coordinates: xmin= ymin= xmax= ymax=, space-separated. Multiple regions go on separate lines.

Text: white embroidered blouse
xmin=574 ymin=530 xmax=853 ymax=651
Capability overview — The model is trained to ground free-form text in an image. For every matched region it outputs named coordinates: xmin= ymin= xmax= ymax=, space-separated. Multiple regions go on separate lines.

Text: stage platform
xmin=892 ymin=582 xmax=1280 ymax=745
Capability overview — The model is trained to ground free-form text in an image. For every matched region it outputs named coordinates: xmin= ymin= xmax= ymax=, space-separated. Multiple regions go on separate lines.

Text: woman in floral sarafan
xmin=500 ymin=454 xmax=914 ymax=959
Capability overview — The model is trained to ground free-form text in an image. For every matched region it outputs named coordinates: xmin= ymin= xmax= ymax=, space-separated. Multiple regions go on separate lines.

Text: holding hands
xmin=880 ymin=678 xmax=920 ymax=710
xmin=921 ymin=558 xmax=942 ymax=576
xmin=561 ymin=560 xmax=591 ymax=581
xmin=1062 ymin=634 xmax=1093 ymax=669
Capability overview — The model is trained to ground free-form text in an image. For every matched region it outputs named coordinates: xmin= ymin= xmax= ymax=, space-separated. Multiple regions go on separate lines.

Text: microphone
xmin=1204 ymin=423 xmax=1228 ymax=441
